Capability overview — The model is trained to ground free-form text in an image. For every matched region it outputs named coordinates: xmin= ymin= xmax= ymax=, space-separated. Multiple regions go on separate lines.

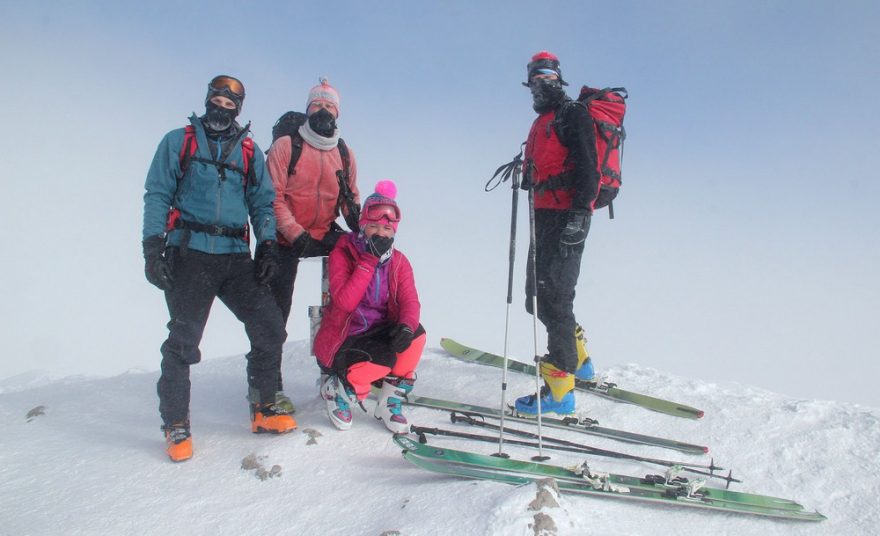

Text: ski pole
xmin=486 ymin=149 xmax=524 ymax=459
xmin=413 ymin=424 xmax=739 ymax=484
xmin=495 ymin=156 xmax=522 ymax=458
xmin=449 ymin=413 xmax=732 ymax=477
xmin=526 ymin=187 xmax=548 ymax=461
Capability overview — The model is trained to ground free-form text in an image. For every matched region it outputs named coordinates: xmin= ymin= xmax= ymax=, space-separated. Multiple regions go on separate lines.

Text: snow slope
xmin=1 ymin=342 xmax=878 ymax=535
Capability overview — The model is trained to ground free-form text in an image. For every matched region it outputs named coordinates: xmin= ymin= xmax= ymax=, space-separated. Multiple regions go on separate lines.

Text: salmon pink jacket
xmin=266 ymin=136 xmax=359 ymax=246
xmin=313 ymin=233 xmax=420 ymax=369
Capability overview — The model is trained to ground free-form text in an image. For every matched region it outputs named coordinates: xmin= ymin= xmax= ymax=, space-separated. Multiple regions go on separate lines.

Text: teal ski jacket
xmin=143 ymin=114 xmax=276 ymax=254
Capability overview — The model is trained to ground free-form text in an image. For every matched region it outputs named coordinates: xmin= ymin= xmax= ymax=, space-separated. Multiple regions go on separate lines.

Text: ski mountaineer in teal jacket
xmin=143 ymin=115 xmax=275 ymax=253
xmin=142 ymin=75 xmax=296 ymax=464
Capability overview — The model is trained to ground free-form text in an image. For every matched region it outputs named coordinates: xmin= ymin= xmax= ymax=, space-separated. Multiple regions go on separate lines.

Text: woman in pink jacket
xmin=313 ymin=180 xmax=426 ymax=432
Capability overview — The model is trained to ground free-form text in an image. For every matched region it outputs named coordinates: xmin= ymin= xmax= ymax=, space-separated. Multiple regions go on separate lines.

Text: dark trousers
xmin=268 ymin=240 xmax=336 ymax=324
xmin=525 ymin=209 xmax=588 ymax=373
xmin=327 ymin=324 xmax=428 ymax=376
xmin=157 ymin=248 xmax=286 ymax=426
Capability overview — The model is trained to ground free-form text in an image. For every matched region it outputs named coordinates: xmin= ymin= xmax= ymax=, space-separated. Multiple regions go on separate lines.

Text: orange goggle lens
xmin=208 ymin=75 xmax=245 ymax=99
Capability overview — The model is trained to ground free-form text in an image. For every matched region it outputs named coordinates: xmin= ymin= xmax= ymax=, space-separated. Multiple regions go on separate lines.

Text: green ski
xmin=440 ymin=337 xmax=704 ymax=419
xmin=394 ymin=435 xmax=825 ymax=522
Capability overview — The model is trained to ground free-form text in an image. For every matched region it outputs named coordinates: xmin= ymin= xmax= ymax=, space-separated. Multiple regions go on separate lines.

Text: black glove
xmin=520 ymin=161 xmax=535 ymax=191
xmin=143 ymin=235 xmax=174 ymax=291
xmin=291 ymin=232 xmax=314 ymax=258
xmin=320 ymin=222 xmax=346 ymax=251
xmin=367 ymin=234 xmax=394 ymax=258
xmin=389 ymin=324 xmax=415 ymax=353
xmin=559 ymin=209 xmax=591 ymax=258
xmin=255 ymin=240 xmax=279 ymax=285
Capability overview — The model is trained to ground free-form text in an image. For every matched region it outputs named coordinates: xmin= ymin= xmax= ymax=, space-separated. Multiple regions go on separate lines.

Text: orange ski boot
xmin=250 ymin=392 xmax=297 ymax=434
xmin=162 ymin=423 xmax=193 ymax=462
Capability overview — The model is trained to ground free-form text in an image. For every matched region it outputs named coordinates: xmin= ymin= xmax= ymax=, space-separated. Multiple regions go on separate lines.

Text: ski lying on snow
xmin=394 ymin=435 xmax=825 ymax=522
xmin=440 ymin=338 xmax=704 ymax=420
xmin=404 ymin=394 xmax=708 ymax=455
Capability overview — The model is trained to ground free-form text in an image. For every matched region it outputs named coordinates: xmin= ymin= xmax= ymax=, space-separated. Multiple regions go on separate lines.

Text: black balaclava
xmin=530 ymin=77 xmax=567 ymax=114
xmin=203 ymin=101 xmax=239 ymax=135
xmin=202 ymin=75 xmax=244 ymax=137
xmin=308 ymin=108 xmax=337 ymax=137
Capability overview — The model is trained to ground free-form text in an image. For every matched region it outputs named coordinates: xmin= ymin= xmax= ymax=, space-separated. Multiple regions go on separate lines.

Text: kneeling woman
xmin=313 ymin=180 xmax=426 ymax=432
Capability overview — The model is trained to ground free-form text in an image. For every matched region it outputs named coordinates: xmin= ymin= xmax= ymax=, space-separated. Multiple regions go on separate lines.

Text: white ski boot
xmin=374 ymin=376 xmax=414 ymax=433
xmin=320 ymin=374 xmax=355 ymax=431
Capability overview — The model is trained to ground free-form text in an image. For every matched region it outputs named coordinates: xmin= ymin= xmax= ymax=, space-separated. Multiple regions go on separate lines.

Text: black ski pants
xmin=157 ymin=248 xmax=286 ymax=426
xmin=525 ymin=209 xmax=588 ymax=373
xmin=268 ymin=240 xmax=335 ymax=324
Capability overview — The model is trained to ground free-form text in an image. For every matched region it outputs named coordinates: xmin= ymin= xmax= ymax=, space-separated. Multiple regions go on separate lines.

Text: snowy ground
xmin=1 ymin=341 xmax=878 ymax=535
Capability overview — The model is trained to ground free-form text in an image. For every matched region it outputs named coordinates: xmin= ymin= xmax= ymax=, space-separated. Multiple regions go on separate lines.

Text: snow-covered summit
xmin=1 ymin=342 xmax=877 ymax=535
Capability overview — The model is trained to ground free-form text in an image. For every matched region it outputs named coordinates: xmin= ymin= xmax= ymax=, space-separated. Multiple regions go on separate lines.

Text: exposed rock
xmin=530 ymin=512 xmax=557 ymax=536
xmin=26 ymin=405 xmax=46 ymax=422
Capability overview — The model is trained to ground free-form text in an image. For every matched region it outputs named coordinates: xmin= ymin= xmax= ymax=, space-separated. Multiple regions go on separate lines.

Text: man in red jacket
xmin=265 ymin=79 xmax=360 ymax=324
xmin=514 ymin=52 xmax=599 ymax=416
xmin=313 ymin=181 xmax=426 ymax=433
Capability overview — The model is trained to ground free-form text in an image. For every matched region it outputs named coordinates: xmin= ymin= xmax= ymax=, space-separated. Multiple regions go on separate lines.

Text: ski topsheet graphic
xmin=440 ymin=338 xmax=704 ymax=419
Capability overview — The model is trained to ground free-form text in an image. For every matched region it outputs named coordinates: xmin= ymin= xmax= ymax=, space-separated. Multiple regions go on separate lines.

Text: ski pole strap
xmin=486 ymin=148 xmax=524 ymax=192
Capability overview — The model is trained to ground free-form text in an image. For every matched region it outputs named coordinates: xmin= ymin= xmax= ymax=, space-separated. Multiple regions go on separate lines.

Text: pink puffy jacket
xmin=266 ymin=136 xmax=359 ymax=246
xmin=313 ymin=234 xmax=421 ymax=369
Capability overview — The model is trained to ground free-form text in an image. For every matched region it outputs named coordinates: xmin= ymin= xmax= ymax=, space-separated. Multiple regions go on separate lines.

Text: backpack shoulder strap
xmin=337 ymin=138 xmax=351 ymax=178
xmin=178 ymin=125 xmax=198 ymax=179
xmin=241 ymin=135 xmax=256 ymax=186
xmin=287 ymin=132 xmax=304 ymax=177
xmin=334 ymin=138 xmax=360 ymax=230
xmin=552 ymin=100 xmax=587 ymax=147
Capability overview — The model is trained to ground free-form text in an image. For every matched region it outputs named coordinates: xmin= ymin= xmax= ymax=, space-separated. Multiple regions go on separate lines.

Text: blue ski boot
xmin=575 ymin=359 xmax=595 ymax=381
xmin=513 ymin=387 xmax=575 ymax=417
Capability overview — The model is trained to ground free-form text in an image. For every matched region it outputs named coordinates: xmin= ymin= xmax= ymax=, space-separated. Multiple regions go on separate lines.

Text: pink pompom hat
xmin=359 ymin=180 xmax=401 ymax=232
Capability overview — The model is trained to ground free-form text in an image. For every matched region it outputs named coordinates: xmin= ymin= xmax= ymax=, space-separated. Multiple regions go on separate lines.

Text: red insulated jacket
xmin=525 ymin=110 xmax=575 ymax=210
xmin=313 ymin=234 xmax=421 ymax=369
xmin=524 ymin=102 xmax=599 ymax=212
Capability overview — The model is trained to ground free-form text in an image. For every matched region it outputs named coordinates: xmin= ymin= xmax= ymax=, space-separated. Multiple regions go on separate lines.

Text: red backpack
xmin=578 ymin=87 xmax=627 ymax=218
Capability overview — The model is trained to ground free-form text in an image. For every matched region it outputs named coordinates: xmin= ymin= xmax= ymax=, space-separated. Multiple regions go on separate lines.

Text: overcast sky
xmin=1 ymin=1 xmax=878 ymax=407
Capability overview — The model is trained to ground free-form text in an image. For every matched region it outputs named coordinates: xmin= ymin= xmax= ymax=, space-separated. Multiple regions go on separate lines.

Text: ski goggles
xmin=532 ymin=68 xmax=559 ymax=77
xmin=208 ymin=75 xmax=245 ymax=100
xmin=363 ymin=203 xmax=401 ymax=223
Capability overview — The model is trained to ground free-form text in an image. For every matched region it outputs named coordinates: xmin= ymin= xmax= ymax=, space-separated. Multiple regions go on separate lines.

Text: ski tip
xmin=679 ymin=407 xmax=705 ymax=419
xmin=702 ymin=446 xmax=710 ymax=454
